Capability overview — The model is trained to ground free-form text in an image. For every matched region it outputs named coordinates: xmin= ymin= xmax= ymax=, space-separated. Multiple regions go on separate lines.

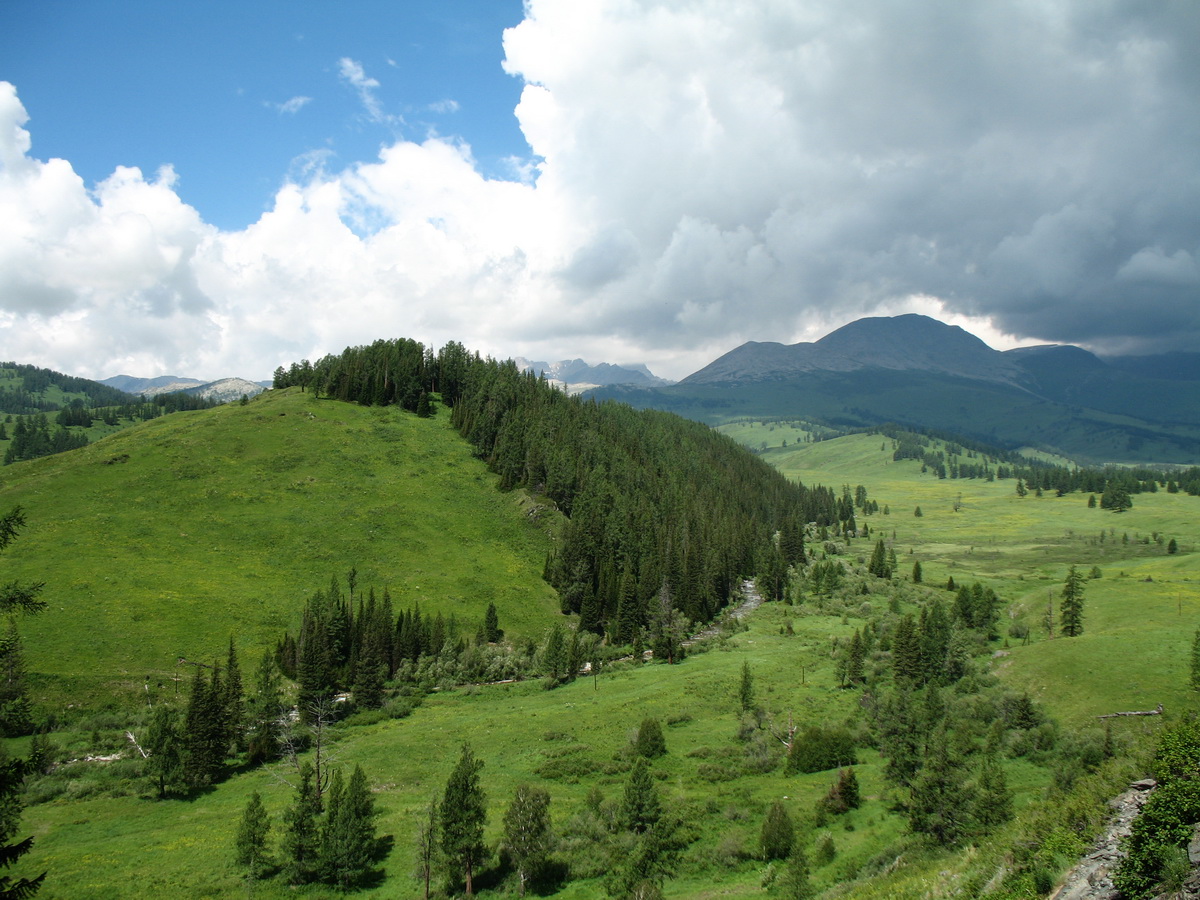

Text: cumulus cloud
xmin=3 ymin=0 xmax=1199 ymax=382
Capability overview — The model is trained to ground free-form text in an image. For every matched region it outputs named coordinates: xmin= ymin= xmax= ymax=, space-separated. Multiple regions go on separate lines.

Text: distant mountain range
xmin=514 ymin=358 xmax=672 ymax=393
xmin=591 ymin=314 xmax=1200 ymax=465
xmin=101 ymin=375 xmax=270 ymax=403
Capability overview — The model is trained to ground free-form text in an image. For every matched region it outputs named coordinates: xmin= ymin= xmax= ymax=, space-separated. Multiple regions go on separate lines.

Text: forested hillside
xmin=276 ymin=339 xmax=838 ymax=634
xmin=0 ymin=362 xmax=135 ymax=414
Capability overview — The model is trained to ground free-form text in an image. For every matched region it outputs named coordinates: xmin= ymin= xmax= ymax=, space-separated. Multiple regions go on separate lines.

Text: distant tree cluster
xmin=3 ymin=414 xmax=87 ymax=465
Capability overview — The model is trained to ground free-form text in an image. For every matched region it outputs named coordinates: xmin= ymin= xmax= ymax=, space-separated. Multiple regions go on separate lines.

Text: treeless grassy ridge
xmin=0 ymin=388 xmax=561 ymax=708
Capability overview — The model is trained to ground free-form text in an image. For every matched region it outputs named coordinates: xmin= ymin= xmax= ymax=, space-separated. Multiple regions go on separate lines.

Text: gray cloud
xmin=1 ymin=1 xmax=1198 ymax=382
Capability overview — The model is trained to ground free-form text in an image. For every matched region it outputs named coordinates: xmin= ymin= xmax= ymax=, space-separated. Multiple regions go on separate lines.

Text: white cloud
xmin=2 ymin=0 xmax=1199 ymax=382
xmin=338 ymin=57 xmax=398 ymax=126
xmin=273 ymin=95 xmax=312 ymax=115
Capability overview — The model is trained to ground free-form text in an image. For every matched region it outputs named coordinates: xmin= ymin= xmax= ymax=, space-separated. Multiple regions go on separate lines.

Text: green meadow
xmin=0 ymin=387 xmax=561 ymax=708
xmin=3 ymin=402 xmax=1199 ymax=898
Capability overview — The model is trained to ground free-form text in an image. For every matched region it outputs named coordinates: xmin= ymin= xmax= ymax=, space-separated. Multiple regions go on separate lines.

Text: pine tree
xmin=320 ymin=765 xmax=378 ymax=889
xmin=1060 ymin=565 xmax=1085 ymax=637
xmin=739 ymin=660 xmax=755 ymax=713
xmin=760 ymin=800 xmax=794 ymax=861
xmin=234 ymin=791 xmax=272 ymax=881
xmin=247 ymin=651 xmax=284 ymax=765
xmin=911 ymin=560 xmax=922 ymax=583
xmin=503 ymin=784 xmax=552 ymax=897
xmin=973 ymin=753 xmax=1013 ymax=831
xmin=223 ymin=637 xmax=244 ymax=755
xmin=621 ymin=757 xmax=661 ymax=834
xmin=846 ymin=630 xmax=865 ymax=685
xmin=1192 ymin=628 xmax=1200 ymax=692
xmin=483 ymin=602 xmax=502 ymax=643
xmin=777 ymin=846 xmax=815 ymax=899
xmin=440 ymin=744 xmax=487 ymax=897
xmin=282 ymin=762 xmax=322 ymax=885
xmin=634 ymin=718 xmax=667 ymax=759
xmin=907 ymin=724 xmax=975 ymax=845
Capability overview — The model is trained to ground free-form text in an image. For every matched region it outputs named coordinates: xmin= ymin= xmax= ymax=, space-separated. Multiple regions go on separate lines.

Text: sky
xmin=2 ymin=1 xmax=1198 ymax=383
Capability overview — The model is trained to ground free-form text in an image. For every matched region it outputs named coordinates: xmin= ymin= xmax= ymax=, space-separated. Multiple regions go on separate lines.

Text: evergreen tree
xmin=739 ymin=660 xmax=755 ymax=714
xmin=143 ymin=704 xmax=185 ymax=799
xmin=907 ymin=724 xmax=975 ymax=845
xmin=776 ymin=846 xmax=815 ymax=900
xmin=1191 ymin=628 xmax=1200 ymax=692
xmin=760 ymin=800 xmax=794 ymax=861
xmin=867 ymin=539 xmax=891 ymax=578
xmin=846 ymin=630 xmax=865 ymax=685
xmin=246 ymin=651 xmax=284 ymax=766
xmin=1060 ymin=566 xmax=1085 ymax=637
xmin=502 ymin=784 xmax=552 ymax=897
xmin=0 ymin=746 xmax=43 ymax=899
xmin=0 ymin=623 xmax=31 ymax=737
xmin=973 ymin=753 xmax=1013 ymax=832
xmin=483 ymin=602 xmax=502 ymax=643
xmin=223 ymin=637 xmax=244 ymax=755
xmin=634 ymin=718 xmax=667 ymax=759
xmin=281 ymin=762 xmax=322 ymax=885
xmin=440 ymin=744 xmax=488 ymax=897
xmin=621 ymin=757 xmax=661 ymax=834
xmin=911 ymin=560 xmax=922 ymax=583
xmin=234 ymin=791 xmax=272 ymax=882
xmin=320 ymin=765 xmax=378 ymax=889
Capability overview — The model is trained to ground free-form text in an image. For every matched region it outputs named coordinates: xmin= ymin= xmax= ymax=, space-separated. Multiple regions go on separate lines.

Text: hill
xmin=592 ymin=315 xmax=1200 ymax=465
xmin=1 ymin=387 xmax=562 ymax=705
xmin=12 ymin=423 xmax=1200 ymax=899
xmin=0 ymin=362 xmax=137 ymax=414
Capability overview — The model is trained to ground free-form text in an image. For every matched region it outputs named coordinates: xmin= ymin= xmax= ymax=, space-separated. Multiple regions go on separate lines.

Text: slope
xmin=0 ymin=387 xmax=562 ymax=707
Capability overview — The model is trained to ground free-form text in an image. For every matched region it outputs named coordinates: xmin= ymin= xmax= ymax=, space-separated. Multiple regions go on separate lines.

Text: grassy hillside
xmin=0 ymin=387 xmax=562 ymax=708
xmin=744 ymin=428 xmax=1200 ymax=725
xmin=7 ymin=416 xmax=1200 ymax=899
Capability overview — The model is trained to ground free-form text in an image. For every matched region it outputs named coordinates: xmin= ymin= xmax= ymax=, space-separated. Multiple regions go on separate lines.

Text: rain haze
xmin=1 ymin=0 xmax=1197 ymax=382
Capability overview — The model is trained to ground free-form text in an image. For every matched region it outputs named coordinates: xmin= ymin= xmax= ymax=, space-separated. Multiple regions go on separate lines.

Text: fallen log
xmin=1098 ymin=703 xmax=1163 ymax=719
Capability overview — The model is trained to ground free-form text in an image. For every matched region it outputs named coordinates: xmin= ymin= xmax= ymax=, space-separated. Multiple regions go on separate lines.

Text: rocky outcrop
xmin=1051 ymin=779 xmax=1157 ymax=900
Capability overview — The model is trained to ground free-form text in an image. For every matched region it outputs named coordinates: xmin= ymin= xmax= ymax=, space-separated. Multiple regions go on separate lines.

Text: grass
xmin=7 ymin=413 xmax=1200 ymax=898
xmin=0 ymin=388 xmax=562 ymax=709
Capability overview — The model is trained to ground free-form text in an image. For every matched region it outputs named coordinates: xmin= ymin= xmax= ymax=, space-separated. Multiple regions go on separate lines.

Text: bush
xmin=786 ymin=725 xmax=857 ymax=774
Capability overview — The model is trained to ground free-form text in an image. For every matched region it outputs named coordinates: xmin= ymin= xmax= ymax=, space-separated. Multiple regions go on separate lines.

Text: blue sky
xmin=2 ymin=1 xmax=528 ymax=230
xmin=2 ymin=1 xmax=1198 ymax=382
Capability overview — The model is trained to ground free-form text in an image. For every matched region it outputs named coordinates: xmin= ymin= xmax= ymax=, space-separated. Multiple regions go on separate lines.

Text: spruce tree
xmin=621 ymin=756 xmax=661 ymax=834
xmin=440 ymin=744 xmax=487 ymax=897
xmin=634 ymin=718 xmax=667 ymax=759
xmin=973 ymin=753 xmax=1013 ymax=831
xmin=234 ymin=791 xmax=272 ymax=881
xmin=739 ymin=660 xmax=754 ymax=713
xmin=483 ymin=602 xmax=502 ymax=643
xmin=760 ymin=800 xmax=794 ymax=861
xmin=502 ymin=784 xmax=552 ymax=897
xmin=1060 ymin=566 xmax=1085 ymax=637
xmin=907 ymin=724 xmax=975 ymax=845
xmin=320 ymin=765 xmax=378 ymax=889
xmin=777 ymin=845 xmax=814 ymax=899
xmin=1191 ymin=628 xmax=1200 ymax=692
xmin=282 ymin=762 xmax=322 ymax=885
xmin=223 ymin=637 xmax=244 ymax=755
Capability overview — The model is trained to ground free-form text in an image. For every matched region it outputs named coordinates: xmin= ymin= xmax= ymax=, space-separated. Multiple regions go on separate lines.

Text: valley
xmin=1 ymin=338 xmax=1199 ymax=899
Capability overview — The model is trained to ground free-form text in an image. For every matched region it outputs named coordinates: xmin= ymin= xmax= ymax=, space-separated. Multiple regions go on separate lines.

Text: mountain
xmin=683 ymin=314 xmax=1023 ymax=386
xmin=514 ymin=357 xmax=672 ymax=393
xmin=592 ymin=314 xmax=1200 ymax=465
xmin=101 ymin=374 xmax=268 ymax=401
